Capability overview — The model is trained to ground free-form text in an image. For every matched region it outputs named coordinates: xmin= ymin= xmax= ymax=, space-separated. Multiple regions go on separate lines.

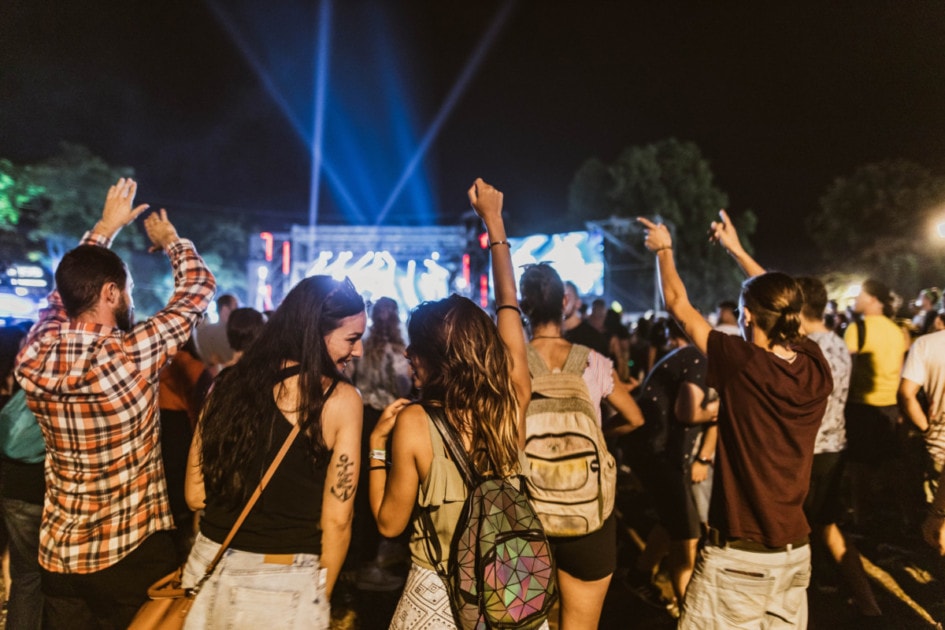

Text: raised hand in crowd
xmin=708 ymin=209 xmax=765 ymax=277
xmin=144 ymin=208 xmax=181 ymax=251
xmin=93 ymin=177 xmax=150 ymax=239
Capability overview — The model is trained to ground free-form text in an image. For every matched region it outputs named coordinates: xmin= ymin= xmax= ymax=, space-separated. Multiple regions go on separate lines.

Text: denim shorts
xmin=679 ymin=542 xmax=811 ymax=629
xmin=181 ymin=532 xmax=330 ymax=630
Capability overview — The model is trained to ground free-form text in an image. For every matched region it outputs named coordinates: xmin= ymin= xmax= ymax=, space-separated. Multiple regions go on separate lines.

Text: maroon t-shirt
xmin=707 ymin=330 xmax=832 ymax=547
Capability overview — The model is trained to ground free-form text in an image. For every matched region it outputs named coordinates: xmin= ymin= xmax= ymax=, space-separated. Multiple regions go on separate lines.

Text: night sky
xmin=2 ymin=1 xmax=945 ymax=271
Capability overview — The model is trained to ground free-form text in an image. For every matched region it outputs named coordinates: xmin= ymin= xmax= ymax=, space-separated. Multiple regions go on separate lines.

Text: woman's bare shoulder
xmin=325 ymin=380 xmax=362 ymax=406
xmin=320 ymin=382 xmax=363 ymax=434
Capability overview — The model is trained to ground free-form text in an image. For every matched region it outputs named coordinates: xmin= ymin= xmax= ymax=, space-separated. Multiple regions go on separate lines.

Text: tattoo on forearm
xmin=330 ymin=453 xmax=355 ymax=501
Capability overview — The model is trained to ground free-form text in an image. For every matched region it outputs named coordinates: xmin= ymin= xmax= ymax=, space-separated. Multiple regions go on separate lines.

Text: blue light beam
xmin=374 ymin=1 xmax=517 ymax=225
xmin=309 ymin=0 xmax=332 ymax=229
xmin=207 ymin=0 xmax=367 ymax=223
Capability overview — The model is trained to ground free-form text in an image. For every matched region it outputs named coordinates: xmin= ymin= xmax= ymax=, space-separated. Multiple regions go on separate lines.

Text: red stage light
xmin=259 ymin=232 xmax=274 ymax=262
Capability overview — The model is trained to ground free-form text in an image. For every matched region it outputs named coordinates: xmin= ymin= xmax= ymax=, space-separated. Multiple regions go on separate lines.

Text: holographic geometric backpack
xmin=422 ymin=404 xmax=557 ymax=630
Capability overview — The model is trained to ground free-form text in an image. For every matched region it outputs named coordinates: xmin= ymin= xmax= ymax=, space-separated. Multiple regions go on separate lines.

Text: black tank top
xmin=201 ymin=370 xmax=336 ymax=554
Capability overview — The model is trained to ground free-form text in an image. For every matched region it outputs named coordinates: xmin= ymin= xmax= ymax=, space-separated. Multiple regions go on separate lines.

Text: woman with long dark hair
xmin=183 ymin=275 xmax=366 ymax=629
xmin=638 ymin=216 xmax=832 ymax=629
xmin=368 ymin=179 xmax=535 ymax=628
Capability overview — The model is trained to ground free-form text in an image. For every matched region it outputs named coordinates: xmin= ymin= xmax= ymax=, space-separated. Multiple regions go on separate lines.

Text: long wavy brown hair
xmin=407 ymin=295 xmax=519 ymax=477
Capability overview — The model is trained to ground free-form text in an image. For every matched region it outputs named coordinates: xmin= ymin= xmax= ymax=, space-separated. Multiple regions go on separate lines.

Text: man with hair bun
xmin=638 ymin=210 xmax=832 ymax=629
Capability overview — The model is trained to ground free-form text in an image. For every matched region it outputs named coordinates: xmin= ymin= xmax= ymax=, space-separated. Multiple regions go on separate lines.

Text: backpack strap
xmin=529 ymin=344 xmax=594 ymax=404
xmin=527 ymin=342 xmax=591 ymax=377
xmin=418 ymin=403 xmax=475 ymax=583
xmin=562 ymin=344 xmax=591 ymax=376
xmin=423 ymin=404 xmax=476 ymax=487
xmin=526 ymin=345 xmax=550 ymax=377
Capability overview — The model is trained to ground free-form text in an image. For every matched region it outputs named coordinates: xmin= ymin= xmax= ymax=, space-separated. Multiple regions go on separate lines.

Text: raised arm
xmin=637 ymin=217 xmax=712 ymax=354
xmin=124 ymin=208 xmax=216 ymax=379
xmin=19 ymin=179 xmax=150 ymax=356
xmin=709 ymin=209 xmax=765 ymax=278
xmin=468 ymin=178 xmax=531 ymax=446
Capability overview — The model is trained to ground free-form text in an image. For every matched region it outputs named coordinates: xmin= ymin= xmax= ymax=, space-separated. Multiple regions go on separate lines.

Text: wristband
xmin=370 ymin=465 xmax=387 ymax=471
xmin=489 ymin=240 xmax=510 ymax=248
xmin=369 ymin=449 xmax=387 ymax=462
xmin=695 ymin=456 xmax=713 ymax=466
xmin=496 ymin=304 xmax=521 ymax=315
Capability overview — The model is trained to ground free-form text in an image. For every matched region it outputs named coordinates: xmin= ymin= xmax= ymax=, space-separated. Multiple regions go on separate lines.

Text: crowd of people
xmin=0 ymin=176 xmax=943 ymax=629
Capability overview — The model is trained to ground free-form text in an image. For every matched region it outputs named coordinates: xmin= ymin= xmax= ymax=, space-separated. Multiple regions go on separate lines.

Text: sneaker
xmin=356 ymin=564 xmax=405 ymax=592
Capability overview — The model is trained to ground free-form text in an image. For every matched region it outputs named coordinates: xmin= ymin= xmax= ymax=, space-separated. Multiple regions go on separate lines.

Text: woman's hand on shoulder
xmin=370 ymin=398 xmax=413 ymax=449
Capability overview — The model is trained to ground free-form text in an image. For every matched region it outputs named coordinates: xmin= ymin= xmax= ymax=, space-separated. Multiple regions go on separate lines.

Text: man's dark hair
xmin=795 ymin=276 xmax=828 ymax=321
xmin=226 ymin=307 xmax=266 ymax=352
xmin=740 ymin=272 xmax=803 ymax=349
xmin=217 ymin=293 xmax=239 ymax=312
xmin=55 ymin=245 xmax=128 ymax=319
xmin=862 ymin=278 xmax=895 ymax=318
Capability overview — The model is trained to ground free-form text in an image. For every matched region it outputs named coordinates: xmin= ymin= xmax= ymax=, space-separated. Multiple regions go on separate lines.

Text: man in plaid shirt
xmin=15 ymin=178 xmax=216 ymax=628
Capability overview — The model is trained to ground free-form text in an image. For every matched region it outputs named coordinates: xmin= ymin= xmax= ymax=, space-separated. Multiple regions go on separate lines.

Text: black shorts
xmin=804 ymin=451 xmax=845 ymax=526
xmin=844 ymin=403 xmax=899 ymax=464
xmin=633 ymin=454 xmax=701 ymax=541
xmin=547 ymin=513 xmax=616 ymax=581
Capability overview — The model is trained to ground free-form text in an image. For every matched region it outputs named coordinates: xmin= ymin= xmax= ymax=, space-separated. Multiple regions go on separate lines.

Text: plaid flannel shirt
xmin=15 ymin=231 xmax=216 ymax=573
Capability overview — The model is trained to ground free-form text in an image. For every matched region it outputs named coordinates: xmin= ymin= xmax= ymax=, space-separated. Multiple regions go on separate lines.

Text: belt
xmin=263 ymin=554 xmax=295 ymax=565
xmin=706 ymin=528 xmax=809 ymax=553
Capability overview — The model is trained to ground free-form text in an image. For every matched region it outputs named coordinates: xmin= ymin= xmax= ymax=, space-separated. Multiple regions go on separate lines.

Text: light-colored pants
xmin=679 ymin=542 xmax=811 ymax=629
xmin=181 ymin=532 xmax=330 ymax=629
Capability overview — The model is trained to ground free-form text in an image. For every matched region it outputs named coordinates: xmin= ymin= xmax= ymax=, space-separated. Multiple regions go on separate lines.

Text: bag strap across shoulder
xmin=418 ymin=403 xmax=472 ymax=580
xmin=422 ymin=403 xmax=476 ymax=487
